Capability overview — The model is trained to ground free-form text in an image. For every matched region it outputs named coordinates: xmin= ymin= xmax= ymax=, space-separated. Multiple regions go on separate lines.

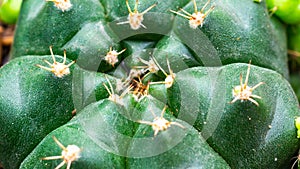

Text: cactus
xmin=1 ymin=0 xmax=299 ymax=168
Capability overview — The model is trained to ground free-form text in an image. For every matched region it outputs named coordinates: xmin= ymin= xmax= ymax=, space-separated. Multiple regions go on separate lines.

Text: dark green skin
xmin=101 ymin=0 xmax=191 ymax=22
xmin=121 ymin=40 xmax=156 ymax=61
xmin=72 ymin=66 xmax=119 ymax=111
xmin=153 ymin=32 xmax=202 ymax=68
xmin=62 ymin=21 xmax=122 ymax=72
xmin=173 ymin=0 xmax=288 ymax=77
xmin=20 ymin=99 xmax=133 ymax=169
xmin=126 ymin=97 xmax=230 ymax=168
xmin=0 ymin=56 xmax=75 ymax=169
xmin=128 ymin=121 xmax=230 ymax=169
xmin=3 ymin=61 xmax=300 ymax=168
xmin=168 ymin=63 xmax=300 ymax=168
xmin=11 ymin=0 xmax=288 ymax=77
xmin=20 ymin=97 xmax=230 ymax=168
xmin=11 ymin=0 xmax=105 ymax=59
xmin=20 ymin=125 xmax=125 ymax=169
xmin=4 ymin=0 xmax=298 ymax=168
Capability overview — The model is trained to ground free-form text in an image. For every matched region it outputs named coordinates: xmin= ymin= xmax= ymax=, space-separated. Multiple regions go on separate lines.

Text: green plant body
xmin=1 ymin=0 xmax=300 ymax=169
xmin=0 ymin=55 xmax=76 ymax=169
xmin=11 ymin=0 xmax=289 ymax=77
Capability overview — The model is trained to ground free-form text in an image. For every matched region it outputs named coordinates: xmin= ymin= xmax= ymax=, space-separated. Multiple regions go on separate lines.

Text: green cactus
xmin=1 ymin=0 xmax=300 ymax=169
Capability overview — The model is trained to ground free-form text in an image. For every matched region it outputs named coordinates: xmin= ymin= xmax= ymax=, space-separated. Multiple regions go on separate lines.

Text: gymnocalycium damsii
xmin=1 ymin=0 xmax=300 ymax=169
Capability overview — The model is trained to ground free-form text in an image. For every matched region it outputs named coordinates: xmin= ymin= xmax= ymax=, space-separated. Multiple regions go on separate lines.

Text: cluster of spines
xmin=38 ymin=0 xmax=273 ymax=168
xmin=47 ymin=0 xmax=215 ymax=30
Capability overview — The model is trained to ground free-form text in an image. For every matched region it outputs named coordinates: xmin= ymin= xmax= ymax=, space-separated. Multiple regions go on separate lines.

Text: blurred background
xmin=0 ymin=24 xmax=13 ymax=67
xmin=0 ymin=0 xmax=21 ymax=67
